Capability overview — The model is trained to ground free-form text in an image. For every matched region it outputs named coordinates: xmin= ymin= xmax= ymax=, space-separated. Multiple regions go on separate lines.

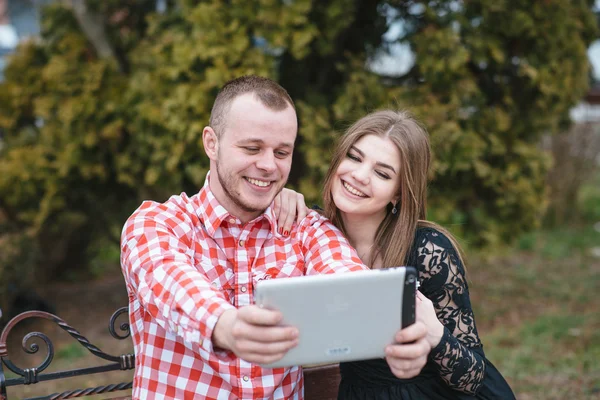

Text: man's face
xmin=204 ymin=93 xmax=297 ymax=222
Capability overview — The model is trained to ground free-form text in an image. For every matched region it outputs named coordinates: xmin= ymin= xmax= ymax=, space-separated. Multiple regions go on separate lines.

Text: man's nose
xmin=256 ymin=151 xmax=277 ymax=173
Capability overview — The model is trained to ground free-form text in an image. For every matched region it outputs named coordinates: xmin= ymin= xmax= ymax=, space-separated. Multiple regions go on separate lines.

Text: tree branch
xmin=64 ymin=0 xmax=127 ymax=73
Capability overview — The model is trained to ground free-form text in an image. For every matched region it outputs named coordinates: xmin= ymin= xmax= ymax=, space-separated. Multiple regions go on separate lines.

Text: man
xmin=121 ymin=75 xmax=430 ymax=399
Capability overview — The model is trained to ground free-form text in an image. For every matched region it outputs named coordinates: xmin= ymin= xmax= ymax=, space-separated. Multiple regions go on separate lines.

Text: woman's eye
xmin=347 ymin=153 xmax=360 ymax=161
xmin=375 ymin=171 xmax=391 ymax=180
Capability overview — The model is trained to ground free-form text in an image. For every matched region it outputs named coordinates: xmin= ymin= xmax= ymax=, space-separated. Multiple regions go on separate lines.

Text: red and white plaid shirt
xmin=120 ymin=173 xmax=366 ymax=399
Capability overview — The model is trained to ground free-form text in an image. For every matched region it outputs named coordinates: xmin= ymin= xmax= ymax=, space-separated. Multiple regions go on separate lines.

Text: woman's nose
xmin=351 ymin=165 xmax=370 ymax=183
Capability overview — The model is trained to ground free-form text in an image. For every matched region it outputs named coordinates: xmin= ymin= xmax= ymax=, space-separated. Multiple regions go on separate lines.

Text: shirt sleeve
xmin=296 ymin=211 xmax=368 ymax=275
xmin=416 ymin=228 xmax=486 ymax=395
xmin=120 ymin=200 xmax=235 ymax=356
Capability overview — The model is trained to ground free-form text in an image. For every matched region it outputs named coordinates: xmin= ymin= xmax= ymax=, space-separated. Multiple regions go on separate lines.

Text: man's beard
xmin=216 ymin=162 xmax=283 ymax=214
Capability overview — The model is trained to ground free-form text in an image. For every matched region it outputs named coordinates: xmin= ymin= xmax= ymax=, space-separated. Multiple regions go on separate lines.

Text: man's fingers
xmin=232 ymin=323 xmax=298 ymax=343
xmin=229 ymin=306 xmax=300 ymax=364
xmin=395 ymin=320 xmax=427 ymax=343
xmin=236 ymin=336 xmax=299 ymax=356
xmin=237 ymin=305 xmax=283 ymax=326
xmin=240 ymin=348 xmax=295 ymax=365
xmin=234 ymin=306 xmax=298 ymax=343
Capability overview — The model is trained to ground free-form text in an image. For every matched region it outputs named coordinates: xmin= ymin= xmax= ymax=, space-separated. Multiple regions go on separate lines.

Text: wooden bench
xmin=0 ymin=307 xmax=340 ymax=399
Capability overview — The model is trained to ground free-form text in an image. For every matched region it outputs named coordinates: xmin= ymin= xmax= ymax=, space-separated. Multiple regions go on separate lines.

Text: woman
xmin=275 ymin=110 xmax=515 ymax=399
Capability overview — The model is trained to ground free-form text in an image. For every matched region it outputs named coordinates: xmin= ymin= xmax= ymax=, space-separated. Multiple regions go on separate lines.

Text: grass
xmin=469 ymin=224 xmax=600 ymax=399
xmin=55 ymin=342 xmax=88 ymax=360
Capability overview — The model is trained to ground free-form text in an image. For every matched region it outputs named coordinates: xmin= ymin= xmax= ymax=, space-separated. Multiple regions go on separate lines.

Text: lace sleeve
xmin=415 ymin=228 xmax=486 ymax=394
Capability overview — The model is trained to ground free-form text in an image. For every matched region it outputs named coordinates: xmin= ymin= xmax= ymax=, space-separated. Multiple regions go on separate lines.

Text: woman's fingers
xmin=274 ymin=188 xmax=308 ymax=235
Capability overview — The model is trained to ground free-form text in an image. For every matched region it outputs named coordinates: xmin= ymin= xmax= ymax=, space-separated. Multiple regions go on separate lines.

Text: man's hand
xmin=213 ymin=306 xmax=299 ymax=365
xmin=384 ymin=321 xmax=431 ymax=379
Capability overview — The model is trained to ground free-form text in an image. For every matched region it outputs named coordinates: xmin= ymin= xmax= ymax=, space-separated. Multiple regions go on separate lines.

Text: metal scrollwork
xmin=0 ymin=312 xmax=60 ymax=379
xmin=0 ymin=308 xmax=135 ymax=399
xmin=108 ymin=307 xmax=130 ymax=340
xmin=21 ymin=331 xmax=54 ymax=372
xmin=47 ymin=381 xmax=133 ymax=399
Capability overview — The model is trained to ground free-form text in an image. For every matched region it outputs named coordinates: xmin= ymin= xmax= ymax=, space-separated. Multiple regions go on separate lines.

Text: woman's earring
xmin=392 ymin=204 xmax=398 ymax=215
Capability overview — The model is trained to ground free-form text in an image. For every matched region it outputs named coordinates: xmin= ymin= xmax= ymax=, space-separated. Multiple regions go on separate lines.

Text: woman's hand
xmin=416 ymin=291 xmax=445 ymax=349
xmin=384 ymin=321 xmax=431 ymax=379
xmin=273 ymin=188 xmax=309 ymax=235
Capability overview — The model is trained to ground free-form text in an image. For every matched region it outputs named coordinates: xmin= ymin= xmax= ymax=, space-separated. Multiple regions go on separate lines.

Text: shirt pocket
xmin=210 ymin=275 xmax=235 ymax=306
xmin=201 ymin=262 xmax=235 ymax=306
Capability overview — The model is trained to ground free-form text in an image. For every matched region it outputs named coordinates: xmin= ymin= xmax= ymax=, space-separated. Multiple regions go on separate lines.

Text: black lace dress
xmin=337 ymin=227 xmax=516 ymax=400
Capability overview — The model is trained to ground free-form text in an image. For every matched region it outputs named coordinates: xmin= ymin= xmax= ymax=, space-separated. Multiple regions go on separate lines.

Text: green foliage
xmin=0 ymin=0 xmax=597 ymax=304
xmin=292 ymin=0 xmax=598 ymax=246
xmin=391 ymin=0 xmax=596 ymax=245
xmin=578 ymin=171 xmax=600 ymax=221
xmin=0 ymin=4 xmax=142 ymax=302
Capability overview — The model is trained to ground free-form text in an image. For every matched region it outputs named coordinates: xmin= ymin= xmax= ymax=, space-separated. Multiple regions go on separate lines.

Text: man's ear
xmin=203 ymin=126 xmax=219 ymax=161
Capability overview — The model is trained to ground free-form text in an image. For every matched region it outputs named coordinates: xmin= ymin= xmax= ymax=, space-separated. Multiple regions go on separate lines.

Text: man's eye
xmin=275 ymin=151 xmax=290 ymax=158
xmin=243 ymin=147 xmax=260 ymax=152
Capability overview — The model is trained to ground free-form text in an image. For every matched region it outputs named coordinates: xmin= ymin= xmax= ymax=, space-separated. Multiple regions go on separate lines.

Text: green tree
xmin=291 ymin=0 xmax=599 ymax=246
xmin=0 ymin=0 xmax=597 ymax=308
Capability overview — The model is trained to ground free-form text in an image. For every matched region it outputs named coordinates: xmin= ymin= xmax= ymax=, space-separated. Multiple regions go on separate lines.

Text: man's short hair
xmin=209 ymin=75 xmax=296 ymax=136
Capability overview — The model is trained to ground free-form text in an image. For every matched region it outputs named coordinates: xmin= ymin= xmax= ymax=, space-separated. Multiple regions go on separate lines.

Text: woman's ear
xmin=203 ymin=126 xmax=218 ymax=161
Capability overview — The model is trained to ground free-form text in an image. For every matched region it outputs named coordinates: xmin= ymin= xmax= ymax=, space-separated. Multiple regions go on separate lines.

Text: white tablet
xmin=254 ymin=266 xmax=417 ymax=368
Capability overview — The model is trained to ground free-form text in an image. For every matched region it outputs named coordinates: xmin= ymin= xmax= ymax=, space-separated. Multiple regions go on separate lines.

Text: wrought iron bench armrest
xmin=0 ymin=308 xmax=134 ymax=400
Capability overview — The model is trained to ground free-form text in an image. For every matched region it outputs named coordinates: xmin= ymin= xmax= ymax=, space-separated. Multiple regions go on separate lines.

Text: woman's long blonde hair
xmin=322 ymin=110 xmax=465 ymax=268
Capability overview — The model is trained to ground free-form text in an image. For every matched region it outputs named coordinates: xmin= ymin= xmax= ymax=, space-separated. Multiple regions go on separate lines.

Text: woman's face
xmin=332 ymin=134 xmax=401 ymax=219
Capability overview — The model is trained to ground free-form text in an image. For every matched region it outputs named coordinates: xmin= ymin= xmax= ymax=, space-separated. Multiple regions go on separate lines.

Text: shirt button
xmin=229 ymin=218 xmax=236 ymax=224
xmin=243 ymin=375 xmax=250 ymax=382
xmin=240 ymin=286 xmax=247 ymax=293
xmin=239 ymin=240 xmax=245 ymax=247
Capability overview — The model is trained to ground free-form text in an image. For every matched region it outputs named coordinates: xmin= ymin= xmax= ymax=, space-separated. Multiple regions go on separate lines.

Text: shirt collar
xmin=195 ymin=171 xmax=281 ymax=238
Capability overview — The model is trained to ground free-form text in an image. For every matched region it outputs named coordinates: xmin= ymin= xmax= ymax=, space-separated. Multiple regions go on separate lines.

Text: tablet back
xmin=254 ymin=266 xmax=417 ymax=368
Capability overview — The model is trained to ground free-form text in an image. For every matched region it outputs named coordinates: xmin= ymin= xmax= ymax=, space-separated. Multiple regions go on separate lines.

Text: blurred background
xmin=0 ymin=0 xmax=599 ymax=398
